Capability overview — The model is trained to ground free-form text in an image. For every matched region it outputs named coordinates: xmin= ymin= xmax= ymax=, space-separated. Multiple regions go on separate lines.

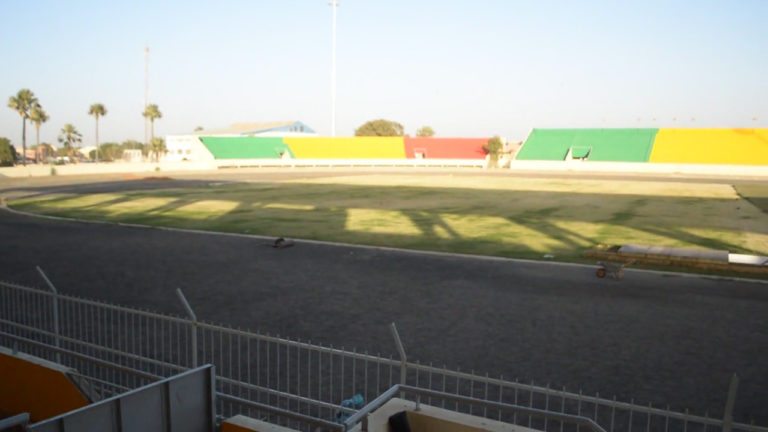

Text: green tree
xmin=89 ymin=142 xmax=122 ymax=161
xmin=416 ymin=126 xmax=435 ymax=137
xmin=142 ymin=104 xmax=162 ymax=143
xmin=57 ymin=124 xmax=82 ymax=158
xmin=121 ymin=139 xmax=144 ymax=149
xmin=55 ymin=147 xmax=70 ymax=157
xmin=354 ymin=119 xmax=404 ymax=136
xmin=483 ymin=135 xmax=503 ymax=168
xmin=149 ymin=137 xmax=167 ymax=162
xmin=88 ymin=103 xmax=107 ymax=162
xmin=29 ymin=105 xmax=49 ymax=163
xmin=121 ymin=139 xmax=145 ymax=158
xmin=7 ymin=89 xmax=39 ymax=166
xmin=0 ymin=137 xmax=16 ymax=166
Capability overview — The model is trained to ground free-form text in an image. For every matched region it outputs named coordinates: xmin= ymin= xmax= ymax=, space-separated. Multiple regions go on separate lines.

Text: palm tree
xmin=88 ymin=103 xmax=107 ymax=162
xmin=29 ymin=105 xmax=49 ymax=163
xmin=149 ymin=137 xmax=167 ymax=162
xmin=57 ymin=124 xmax=82 ymax=159
xmin=7 ymin=89 xmax=39 ymax=166
xmin=142 ymin=104 xmax=162 ymax=144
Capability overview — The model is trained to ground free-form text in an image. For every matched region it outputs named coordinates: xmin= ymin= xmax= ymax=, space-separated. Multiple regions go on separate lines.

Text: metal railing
xmin=1 ymin=274 xmax=766 ymax=432
xmin=343 ymin=384 xmax=607 ymax=432
xmin=0 ymin=413 xmax=30 ymax=431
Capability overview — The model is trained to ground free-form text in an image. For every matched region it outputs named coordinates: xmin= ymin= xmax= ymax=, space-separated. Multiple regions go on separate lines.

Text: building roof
xmin=193 ymin=121 xmax=314 ymax=135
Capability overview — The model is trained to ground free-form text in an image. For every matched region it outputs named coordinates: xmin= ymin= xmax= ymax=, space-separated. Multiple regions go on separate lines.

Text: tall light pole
xmin=144 ymin=45 xmax=150 ymax=146
xmin=330 ymin=0 xmax=338 ymax=137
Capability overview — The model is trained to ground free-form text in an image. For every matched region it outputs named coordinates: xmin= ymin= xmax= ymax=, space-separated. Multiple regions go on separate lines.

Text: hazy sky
xmin=1 ymin=0 xmax=766 ymax=147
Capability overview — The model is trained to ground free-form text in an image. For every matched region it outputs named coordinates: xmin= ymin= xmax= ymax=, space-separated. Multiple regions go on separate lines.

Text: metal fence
xmin=1 ymin=275 xmax=766 ymax=432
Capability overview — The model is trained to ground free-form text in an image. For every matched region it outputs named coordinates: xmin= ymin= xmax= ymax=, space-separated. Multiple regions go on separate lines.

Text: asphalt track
xmin=1 ymin=170 xmax=767 ymax=425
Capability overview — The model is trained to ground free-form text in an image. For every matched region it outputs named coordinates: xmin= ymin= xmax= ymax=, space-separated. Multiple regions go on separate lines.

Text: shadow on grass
xmin=0 ymin=178 xmax=215 ymax=199
xmin=733 ymin=183 xmax=768 ymax=214
xmin=10 ymin=181 xmax=768 ymax=259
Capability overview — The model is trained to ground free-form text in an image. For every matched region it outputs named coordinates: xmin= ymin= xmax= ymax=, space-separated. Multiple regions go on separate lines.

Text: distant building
xmin=122 ymin=149 xmax=143 ymax=163
xmin=165 ymin=121 xmax=315 ymax=163
xmin=200 ymin=121 xmax=316 ymax=137
xmin=13 ymin=146 xmax=35 ymax=163
xmin=78 ymin=146 xmax=96 ymax=160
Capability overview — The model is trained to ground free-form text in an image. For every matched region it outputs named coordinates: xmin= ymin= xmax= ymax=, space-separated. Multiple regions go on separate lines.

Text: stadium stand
xmin=283 ymin=137 xmax=407 ymax=159
xmin=516 ymin=129 xmax=658 ymax=162
xmin=649 ymin=128 xmax=768 ymax=165
xmin=199 ymin=137 xmax=294 ymax=159
xmin=403 ymin=137 xmax=488 ymax=159
xmin=183 ymin=128 xmax=768 ymax=167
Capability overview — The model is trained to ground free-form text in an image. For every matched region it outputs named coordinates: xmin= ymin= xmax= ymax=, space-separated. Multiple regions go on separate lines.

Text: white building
xmin=165 ymin=121 xmax=315 ymax=163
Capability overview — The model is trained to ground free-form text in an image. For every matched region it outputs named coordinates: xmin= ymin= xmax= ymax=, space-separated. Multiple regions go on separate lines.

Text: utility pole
xmin=144 ymin=45 xmax=150 ymax=146
xmin=329 ymin=0 xmax=338 ymax=137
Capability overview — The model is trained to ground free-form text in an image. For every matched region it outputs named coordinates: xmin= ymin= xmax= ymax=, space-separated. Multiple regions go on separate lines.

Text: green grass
xmin=9 ymin=175 xmax=768 ymax=262
xmin=734 ymin=183 xmax=768 ymax=214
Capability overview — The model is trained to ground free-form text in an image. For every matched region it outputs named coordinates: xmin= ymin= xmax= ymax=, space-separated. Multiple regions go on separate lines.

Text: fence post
xmin=389 ymin=323 xmax=407 ymax=397
xmin=36 ymin=266 xmax=61 ymax=364
xmin=722 ymin=373 xmax=739 ymax=432
xmin=175 ymin=288 xmax=198 ymax=368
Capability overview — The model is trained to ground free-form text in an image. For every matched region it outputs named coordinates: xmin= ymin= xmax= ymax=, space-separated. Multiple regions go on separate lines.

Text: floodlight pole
xmin=330 ymin=0 xmax=339 ymax=137
xmin=144 ymin=45 xmax=150 ymax=146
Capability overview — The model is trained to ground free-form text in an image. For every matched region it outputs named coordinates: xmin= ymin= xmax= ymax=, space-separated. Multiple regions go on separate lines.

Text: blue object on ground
xmin=334 ymin=394 xmax=365 ymax=423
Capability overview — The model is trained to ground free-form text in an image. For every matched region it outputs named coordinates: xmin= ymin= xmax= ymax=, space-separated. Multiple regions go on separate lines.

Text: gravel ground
xmin=1 ymin=171 xmax=767 ymax=425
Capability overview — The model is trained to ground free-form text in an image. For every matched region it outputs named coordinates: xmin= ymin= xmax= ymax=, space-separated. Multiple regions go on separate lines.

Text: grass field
xmin=9 ymin=174 xmax=768 ymax=261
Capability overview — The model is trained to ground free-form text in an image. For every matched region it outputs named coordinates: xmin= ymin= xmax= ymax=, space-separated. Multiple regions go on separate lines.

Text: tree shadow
xmin=401 ymin=210 xmax=461 ymax=239
xmin=0 ymin=178 xmax=214 ymax=199
xmin=10 ymin=180 xmax=768 ymax=259
xmin=507 ymin=207 xmax=596 ymax=251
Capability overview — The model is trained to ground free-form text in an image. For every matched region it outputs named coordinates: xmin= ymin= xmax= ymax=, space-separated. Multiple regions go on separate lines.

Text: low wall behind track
xmin=215 ymin=158 xmax=487 ymax=169
xmin=0 ymin=161 xmax=217 ymax=178
xmin=1 ymin=159 xmax=766 ymax=178
xmin=508 ymin=160 xmax=768 ymax=177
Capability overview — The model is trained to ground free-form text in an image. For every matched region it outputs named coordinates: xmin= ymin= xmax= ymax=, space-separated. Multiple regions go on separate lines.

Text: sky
xmin=1 ymin=0 xmax=766 ymax=148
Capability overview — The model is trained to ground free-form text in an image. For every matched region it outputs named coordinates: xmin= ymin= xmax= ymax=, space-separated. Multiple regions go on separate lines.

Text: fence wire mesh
xmin=0 ymin=280 xmax=765 ymax=432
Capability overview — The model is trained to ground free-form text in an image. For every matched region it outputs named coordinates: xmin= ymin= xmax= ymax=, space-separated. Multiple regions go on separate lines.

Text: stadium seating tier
xmin=515 ymin=129 xmax=658 ymax=162
xmin=649 ymin=128 xmax=768 ymax=165
xmin=200 ymin=136 xmax=293 ymax=159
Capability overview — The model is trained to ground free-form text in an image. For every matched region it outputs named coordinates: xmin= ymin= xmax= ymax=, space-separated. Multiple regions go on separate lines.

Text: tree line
xmin=354 ymin=119 xmax=435 ymax=137
xmin=2 ymin=88 xmax=167 ymax=166
xmin=3 ymin=91 xmax=506 ymax=167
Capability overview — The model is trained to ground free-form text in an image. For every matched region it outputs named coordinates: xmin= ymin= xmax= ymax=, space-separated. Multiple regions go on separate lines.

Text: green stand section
xmin=200 ymin=136 xmax=294 ymax=159
xmin=517 ymin=129 xmax=658 ymax=162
